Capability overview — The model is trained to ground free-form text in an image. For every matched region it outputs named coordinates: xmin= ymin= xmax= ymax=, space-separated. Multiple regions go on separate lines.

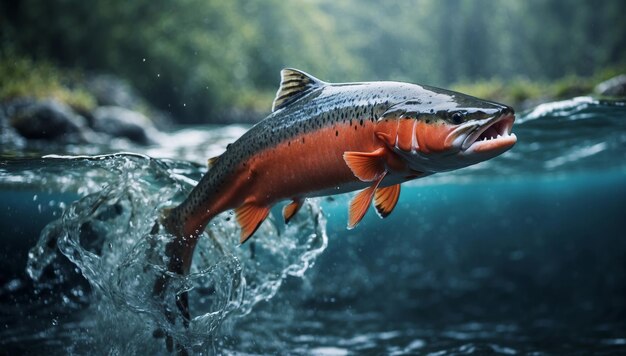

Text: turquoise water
xmin=1 ymin=97 xmax=625 ymax=354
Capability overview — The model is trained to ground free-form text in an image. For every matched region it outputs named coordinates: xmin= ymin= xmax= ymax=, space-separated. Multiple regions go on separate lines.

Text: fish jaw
xmin=377 ymin=111 xmax=516 ymax=173
xmin=457 ymin=112 xmax=517 ymax=157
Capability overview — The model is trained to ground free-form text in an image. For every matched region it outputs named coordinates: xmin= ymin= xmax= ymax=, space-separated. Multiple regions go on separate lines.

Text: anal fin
xmin=283 ymin=198 xmax=304 ymax=224
xmin=374 ymin=184 xmax=401 ymax=218
xmin=348 ymin=172 xmax=386 ymax=229
xmin=343 ymin=147 xmax=387 ymax=182
xmin=235 ymin=203 xmax=270 ymax=244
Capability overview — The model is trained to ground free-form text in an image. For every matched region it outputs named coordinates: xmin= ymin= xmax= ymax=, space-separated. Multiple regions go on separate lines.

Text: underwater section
xmin=1 ymin=96 xmax=625 ymax=354
xmin=3 ymin=153 xmax=327 ymax=353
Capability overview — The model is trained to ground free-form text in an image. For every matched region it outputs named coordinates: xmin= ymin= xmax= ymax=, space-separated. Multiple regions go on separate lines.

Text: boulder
xmin=7 ymin=98 xmax=89 ymax=142
xmin=85 ymin=74 xmax=172 ymax=129
xmin=85 ymin=74 xmax=141 ymax=109
xmin=0 ymin=107 xmax=26 ymax=149
xmin=91 ymin=106 xmax=159 ymax=145
xmin=595 ymin=74 xmax=626 ymax=97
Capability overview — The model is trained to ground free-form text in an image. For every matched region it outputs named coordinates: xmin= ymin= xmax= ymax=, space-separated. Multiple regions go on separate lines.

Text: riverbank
xmin=1 ymin=53 xmax=625 ymax=148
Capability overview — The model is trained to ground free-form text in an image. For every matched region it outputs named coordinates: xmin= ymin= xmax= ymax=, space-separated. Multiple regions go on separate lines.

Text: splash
xmin=25 ymin=153 xmax=328 ymax=353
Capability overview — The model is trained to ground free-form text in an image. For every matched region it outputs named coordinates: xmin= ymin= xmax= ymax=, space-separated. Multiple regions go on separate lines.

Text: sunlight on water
xmin=23 ymin=154 xmax=327 ymax=353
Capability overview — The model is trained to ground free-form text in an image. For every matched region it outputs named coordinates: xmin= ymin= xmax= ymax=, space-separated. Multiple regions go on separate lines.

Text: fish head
xmin=375 ymin=89 xmax=516 ymax=173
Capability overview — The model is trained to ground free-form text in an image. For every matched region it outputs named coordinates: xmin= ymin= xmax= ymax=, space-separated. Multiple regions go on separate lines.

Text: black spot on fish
xmin=302 ymin=137 xmax=305 ymax=144
xmin=336 ymin=130 xmax=338 ymax=136
xmin=360 ymin=119 xmax=363 ymax=126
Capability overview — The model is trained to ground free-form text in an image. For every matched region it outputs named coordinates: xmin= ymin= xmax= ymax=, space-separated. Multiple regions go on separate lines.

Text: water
xmin=1 ymin=97 xmax=625 ymax=354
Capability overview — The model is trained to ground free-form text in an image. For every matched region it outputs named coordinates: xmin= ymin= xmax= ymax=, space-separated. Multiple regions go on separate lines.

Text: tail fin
xmin=152 ymin=206 xmax=194 ymax=353
xmin=159 ymin=206 xmax=200 ymax=276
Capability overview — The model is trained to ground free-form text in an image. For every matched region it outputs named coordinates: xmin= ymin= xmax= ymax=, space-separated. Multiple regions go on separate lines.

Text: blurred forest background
xmin=1 ymin=0 xmax=626 ymax=124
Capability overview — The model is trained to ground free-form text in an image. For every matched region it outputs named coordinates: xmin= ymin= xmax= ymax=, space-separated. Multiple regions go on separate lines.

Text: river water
xmin=1 ymin=97 xmax=625 ymax=354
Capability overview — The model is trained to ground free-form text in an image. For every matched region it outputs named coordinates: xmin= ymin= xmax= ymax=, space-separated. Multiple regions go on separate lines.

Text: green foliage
xmin=452 ymin=79 xmax=543 ymax=109
xmin=1 ymin=0 xmax=625 ymax=122
xmin=452 ymin=63 xmax=626 ymax=111
xmin=0 ymin=51 xmax=95 ymax=111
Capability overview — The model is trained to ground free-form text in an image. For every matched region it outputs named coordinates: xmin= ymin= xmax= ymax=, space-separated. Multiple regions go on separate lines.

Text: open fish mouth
xmin=461 ymin=113 xmax=517 ymax=152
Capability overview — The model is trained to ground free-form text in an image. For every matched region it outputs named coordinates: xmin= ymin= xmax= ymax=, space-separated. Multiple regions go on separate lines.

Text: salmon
xmin=154 ymin=69 xmax=516 ymax=328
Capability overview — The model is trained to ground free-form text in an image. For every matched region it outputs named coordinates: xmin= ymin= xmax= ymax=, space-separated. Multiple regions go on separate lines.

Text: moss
xmin=451 ymin=64 xmax=626 ymax=109
xmin=0 ymin=53 xmax=96 ymax=112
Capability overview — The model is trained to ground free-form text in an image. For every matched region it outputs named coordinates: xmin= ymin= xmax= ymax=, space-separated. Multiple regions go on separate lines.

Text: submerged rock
xmin=595 ymin=74 xmax=626 ymax=97
xmin=91 ymin=106 xmax=159 ymax=145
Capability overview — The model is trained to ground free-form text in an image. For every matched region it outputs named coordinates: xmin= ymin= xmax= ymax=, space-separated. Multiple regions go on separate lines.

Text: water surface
xmin=1 ymin=97 xmax=625 ymax=354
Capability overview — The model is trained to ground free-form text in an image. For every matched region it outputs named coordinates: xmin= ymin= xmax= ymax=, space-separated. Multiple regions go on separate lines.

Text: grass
xmin=0 ymin=52 xmax=96 ymax=112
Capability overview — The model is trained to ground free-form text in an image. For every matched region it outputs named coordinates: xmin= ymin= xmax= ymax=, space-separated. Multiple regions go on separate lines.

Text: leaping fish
xmin=156 ymin=67 xmax=516 ymax=300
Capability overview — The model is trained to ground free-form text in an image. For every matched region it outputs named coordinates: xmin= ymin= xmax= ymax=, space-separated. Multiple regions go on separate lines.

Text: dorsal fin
xmin=272 ymin=68 xmax=324 ymax=112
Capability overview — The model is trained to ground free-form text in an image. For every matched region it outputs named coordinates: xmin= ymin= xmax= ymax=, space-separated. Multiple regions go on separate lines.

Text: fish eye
xmin=451 ymin=112 xmax=464 ymax=124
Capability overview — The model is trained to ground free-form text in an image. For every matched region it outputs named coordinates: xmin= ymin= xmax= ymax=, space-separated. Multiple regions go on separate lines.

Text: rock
xmin=85 ymin=74 xmax=141 ymax=109
xmin=85 ymin=74 xmax=173 ymax=130
xmin=0 ymin=105 xmax=26 ymax=149
xmin=91 ymin=106 xmax=159 ymax=145
xmin=7 ymin=98 xmax=90 ymax=142
xmin=595 ymin=74 xmax=626 ymax=97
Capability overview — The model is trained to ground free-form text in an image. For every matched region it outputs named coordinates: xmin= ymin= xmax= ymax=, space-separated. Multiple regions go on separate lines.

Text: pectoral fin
xmin=283 ymin=198 xmax=303 ymax=224
xmin=235 ymin=203 xmax=270 ymax=244
xmin=343 ymin=147 xmax=386 ymax=182
xmin=348 ymin=172 xmax=386 ymax=229
xmin=374 ymin=184 xmax=401 ymax=218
